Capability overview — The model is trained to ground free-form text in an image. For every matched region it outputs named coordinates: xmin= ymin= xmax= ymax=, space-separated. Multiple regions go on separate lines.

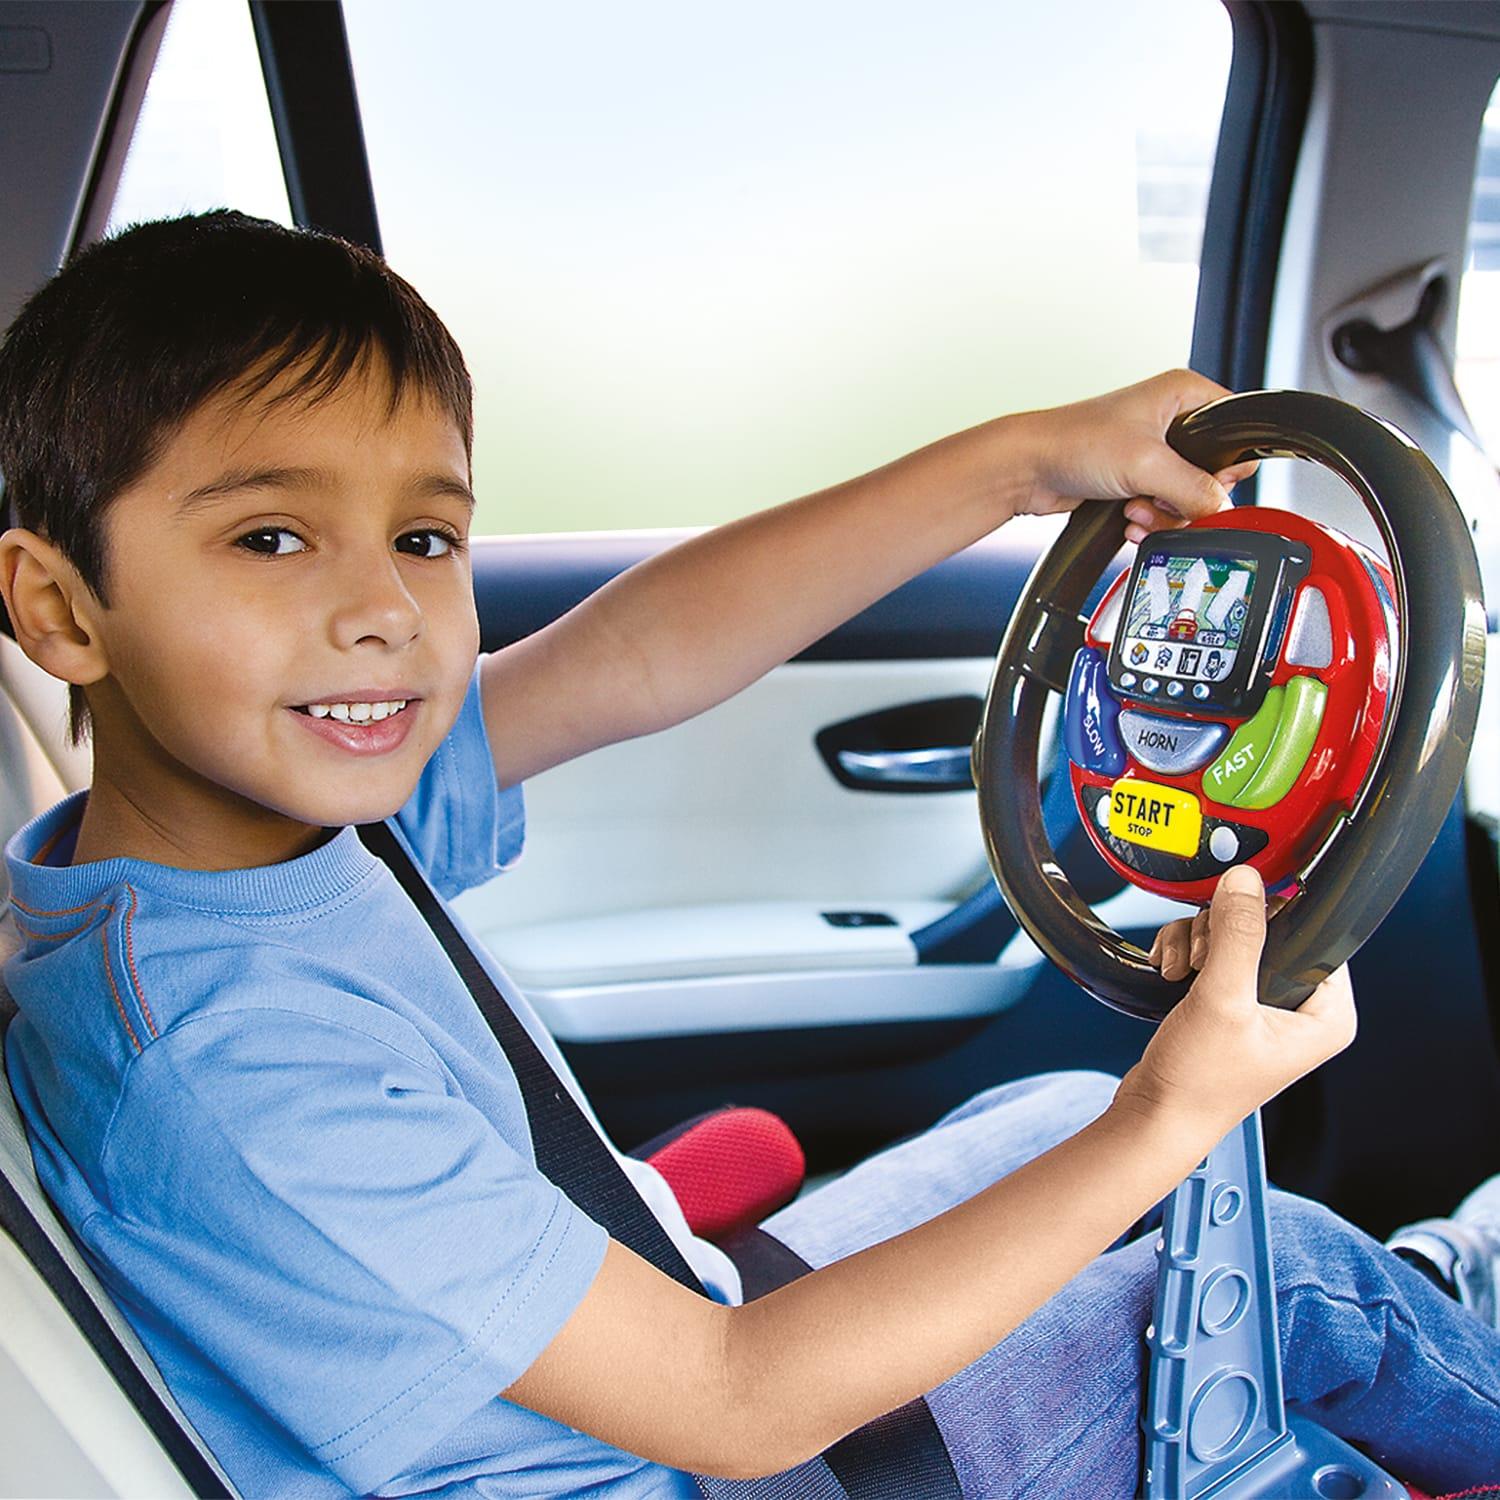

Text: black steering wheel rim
xmin=974 ymin=389 xmax=1486 ymax=1021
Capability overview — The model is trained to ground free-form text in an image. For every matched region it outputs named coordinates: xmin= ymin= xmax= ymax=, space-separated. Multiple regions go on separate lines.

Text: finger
xmin=1158 ymin=919 xmax=1193 ymax=981
xmin=1283 ymin=966 xmax=1359 ymax=1058
xmin=1294 ymin=964 xmax=1355 ymax=1023
xmin=1134 ymin=502 xmax=1192 ymax=536
xmin=1132 ymin=443 xmax=1232 ymax=522
xmin=1215 ymin=459 xmax=1259 ymax=489
xmin=1195 ymin=864 xmax=1268 ymax=1001
xmin=1188 ymin=906 xmax=1211 ymax=971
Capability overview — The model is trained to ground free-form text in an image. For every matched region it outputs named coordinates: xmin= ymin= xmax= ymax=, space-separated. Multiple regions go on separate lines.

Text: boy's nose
xmin=326 ymin=554 xmax=423 ymax=650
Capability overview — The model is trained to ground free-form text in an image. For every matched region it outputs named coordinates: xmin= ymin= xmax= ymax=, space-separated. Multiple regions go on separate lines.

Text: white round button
xmin=1209 ymin=826 xmax=1240 ymax=863
xmin=1095 ymin=796 xmax=1112 ymax=831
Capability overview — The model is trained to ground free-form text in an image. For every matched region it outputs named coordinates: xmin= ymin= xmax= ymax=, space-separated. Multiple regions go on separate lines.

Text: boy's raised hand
xmin=1118 ymin=865 xmax=1358 ymax=1141
xmin=1009 ymin=368 xmax=1259 ymax=543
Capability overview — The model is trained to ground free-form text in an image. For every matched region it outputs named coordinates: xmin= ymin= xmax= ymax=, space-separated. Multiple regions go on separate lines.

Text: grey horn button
xmin=1118 ymin=710 xmax=1228 ymax=775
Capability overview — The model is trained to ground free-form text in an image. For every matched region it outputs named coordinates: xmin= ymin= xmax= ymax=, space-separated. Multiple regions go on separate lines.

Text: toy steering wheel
xmin=974 ymin=389 xmax=1486 ymax=1021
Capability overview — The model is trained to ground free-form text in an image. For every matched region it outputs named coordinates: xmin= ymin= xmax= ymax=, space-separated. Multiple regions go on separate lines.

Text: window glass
xmin=106 ymin=0 xmax=290 ymax=233
xmin=1458 ymin=86 xmax=1500 ymax=455
xmin=345 ymin=1 xmax=1231 ymax=535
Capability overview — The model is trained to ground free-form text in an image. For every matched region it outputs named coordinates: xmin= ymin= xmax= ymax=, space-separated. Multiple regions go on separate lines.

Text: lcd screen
xmin=1119 ymin=552 xmax=1259 ymax=686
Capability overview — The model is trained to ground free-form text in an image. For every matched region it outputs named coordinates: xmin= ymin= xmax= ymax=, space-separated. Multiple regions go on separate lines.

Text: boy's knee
xmin=949 ymin=1069 xmax=1120 ymax=1129
xmin=1269 ymin=1192 xmax=1387 ymax=1286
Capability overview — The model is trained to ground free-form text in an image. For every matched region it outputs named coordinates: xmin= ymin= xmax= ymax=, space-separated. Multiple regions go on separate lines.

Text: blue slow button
xmin=1063 ymin=648 xmax=1125 ymax=777
xmin=1118 ymin=710 xmax=1228 ymax=776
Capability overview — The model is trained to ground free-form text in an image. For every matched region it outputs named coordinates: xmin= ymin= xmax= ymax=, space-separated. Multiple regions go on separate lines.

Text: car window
xmin=105 ymin=0 xmax=291 ymax=234
xmin=343 ymin=0 xmax=1232 ymax=535
xmin=1457 ymin=81 xmax=1500 ymax=455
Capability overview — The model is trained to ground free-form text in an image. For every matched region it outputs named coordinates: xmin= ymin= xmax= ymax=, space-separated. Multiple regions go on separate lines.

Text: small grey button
xmin=1119 ymin=671 xmax=1137 ymax=689
xmin=1143 ymin=677 xmax=1161 ymax=694
xmin=1166 ymin=680 xmax=1185 ymax=698
xmin=1119 ymin=711 xmax=1229 ymax=775
xmin=1209 ymin=826 xmax=1240 ymax=862
xmin=1193 ymin=683 xmax=1211 ymax=701
xmin=1285 ymin=585 xmax=1333 ymax=670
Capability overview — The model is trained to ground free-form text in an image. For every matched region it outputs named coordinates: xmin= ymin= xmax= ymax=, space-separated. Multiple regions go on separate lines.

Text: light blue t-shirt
xmin=2 ymin=671 xmax=715 ymax=1498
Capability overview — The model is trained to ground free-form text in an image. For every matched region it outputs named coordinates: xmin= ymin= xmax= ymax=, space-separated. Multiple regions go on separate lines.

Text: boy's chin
xmin=266 ymin=780 xmax=418 ymax=833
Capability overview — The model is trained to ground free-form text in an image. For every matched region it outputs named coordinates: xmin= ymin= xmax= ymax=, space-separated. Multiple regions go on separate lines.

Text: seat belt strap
xmin=0 ymin=1165 xmax=231 ymax=1498
xmin=359 ymin=822 xmax=852 ymax=1498
xmin=359 ymin=819 xmax=705 ymax=1291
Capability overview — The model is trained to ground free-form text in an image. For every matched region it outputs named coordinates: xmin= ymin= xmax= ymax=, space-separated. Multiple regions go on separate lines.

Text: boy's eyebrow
xmin=175 ymin=466 xmax=476 ymax=513
xmin=175 ymin=465 xmax=332 ymax=513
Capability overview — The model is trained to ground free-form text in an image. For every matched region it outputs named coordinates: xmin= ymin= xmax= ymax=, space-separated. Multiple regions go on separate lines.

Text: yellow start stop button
xmin=1107 ymin=778 xmax=1203 ymax=858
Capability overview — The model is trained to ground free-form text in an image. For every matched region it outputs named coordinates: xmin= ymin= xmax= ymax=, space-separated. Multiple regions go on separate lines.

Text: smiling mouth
xmin=290 ymin=699 xmax=414 ymax=724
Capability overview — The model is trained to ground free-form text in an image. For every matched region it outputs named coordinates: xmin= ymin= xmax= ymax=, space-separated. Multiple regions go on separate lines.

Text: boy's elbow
xmin=696 ymin=1314 xmax=838 ymax=1479
xmin=692 ymin=1418 xmax=827 ymax=1483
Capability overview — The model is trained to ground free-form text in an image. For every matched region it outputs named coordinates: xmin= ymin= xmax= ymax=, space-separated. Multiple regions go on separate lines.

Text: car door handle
xmin=834 ymin=745 xmax=974 ymax=789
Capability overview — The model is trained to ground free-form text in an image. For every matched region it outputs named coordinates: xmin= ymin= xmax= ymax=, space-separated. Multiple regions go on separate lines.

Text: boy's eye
xmin=395 ymin=529 xmax=460 ymax=558
xmin=236 ymin=528 xmax=307 ymax=556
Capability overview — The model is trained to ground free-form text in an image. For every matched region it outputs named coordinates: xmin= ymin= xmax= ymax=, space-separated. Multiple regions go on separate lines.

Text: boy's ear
xmin=0 ymin=529 xmax=111 ymax=690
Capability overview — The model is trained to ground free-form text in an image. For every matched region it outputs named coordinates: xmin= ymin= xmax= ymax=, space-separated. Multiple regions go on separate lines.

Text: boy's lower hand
xmin=1115 ymin=865 xmax=1357 ymax=1143
xmin=1004 ymin=369 xmax=1259 ymax=542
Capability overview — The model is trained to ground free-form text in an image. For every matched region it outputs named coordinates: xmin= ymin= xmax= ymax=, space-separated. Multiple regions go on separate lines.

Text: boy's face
xmin=82 ymin=361 xmax=480 ymax=849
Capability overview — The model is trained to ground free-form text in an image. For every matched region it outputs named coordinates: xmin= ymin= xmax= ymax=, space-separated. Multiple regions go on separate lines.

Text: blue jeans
xmin=759 ymin=1072 xmax=1500 ymax=1496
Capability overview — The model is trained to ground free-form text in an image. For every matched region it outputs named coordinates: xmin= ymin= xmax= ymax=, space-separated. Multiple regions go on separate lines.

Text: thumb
xmin=1195 ymin=864 xmax=1268 ymax=1004
xmin=1136 ymin=445 xmax=1231 ymax=521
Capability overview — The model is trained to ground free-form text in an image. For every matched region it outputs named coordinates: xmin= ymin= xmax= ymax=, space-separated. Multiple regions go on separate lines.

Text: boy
xmin=1 ymin=212 xmax=1497 ymax=1497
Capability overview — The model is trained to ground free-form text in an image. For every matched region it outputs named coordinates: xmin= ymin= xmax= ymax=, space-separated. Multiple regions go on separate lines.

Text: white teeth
xmin=303 ymin=699 xmax=409 ymax=723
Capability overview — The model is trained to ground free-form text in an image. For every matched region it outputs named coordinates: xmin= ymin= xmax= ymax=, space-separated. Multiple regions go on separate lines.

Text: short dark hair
xmin=0 ymin=210 xmax=473 ymax=741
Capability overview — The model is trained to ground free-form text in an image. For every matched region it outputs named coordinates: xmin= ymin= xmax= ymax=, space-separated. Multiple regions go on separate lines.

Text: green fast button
xmin=1202 ymin=677 xmax=1329 ymax=810
xmin=1203 ymin=686 xmax=1283 ymax=804
xmin=1235 ymin=675 xmax=1327 ymax=809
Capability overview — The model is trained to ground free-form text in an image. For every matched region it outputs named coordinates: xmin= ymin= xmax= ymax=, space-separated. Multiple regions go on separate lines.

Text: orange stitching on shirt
xmin=100 ymin=911 xmax=141 ymax=1054
xmin=31 ymin=821 xmax=72 ymax=867
xmin=13 ymin=912 xmax=102 ymax=943
xmin=122 ymin=885 xmax=157 ymax=1040
xmin=10 ymin=892 xmax=106 ymax=920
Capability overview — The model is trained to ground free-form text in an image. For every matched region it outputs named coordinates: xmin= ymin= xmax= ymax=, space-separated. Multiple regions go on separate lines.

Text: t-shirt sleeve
xmin=95 ymin=1003 xmax=607 ymax=1495
xmin=396 ymin=662 xmax=525 ymax=898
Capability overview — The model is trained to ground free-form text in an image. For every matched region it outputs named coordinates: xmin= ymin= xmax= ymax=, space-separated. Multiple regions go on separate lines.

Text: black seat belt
xmin=358 ymin=819 xmax=962 ymax=1500
xmin=360 ymin=817 xmax=702 ymax=1290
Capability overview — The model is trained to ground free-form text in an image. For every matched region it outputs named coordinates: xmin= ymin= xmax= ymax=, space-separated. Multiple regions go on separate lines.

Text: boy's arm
xmin=504 ymin=869 xmax=1357 ymax=1479
xmin=479 ymin=370 xmax=1249 ymax=785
